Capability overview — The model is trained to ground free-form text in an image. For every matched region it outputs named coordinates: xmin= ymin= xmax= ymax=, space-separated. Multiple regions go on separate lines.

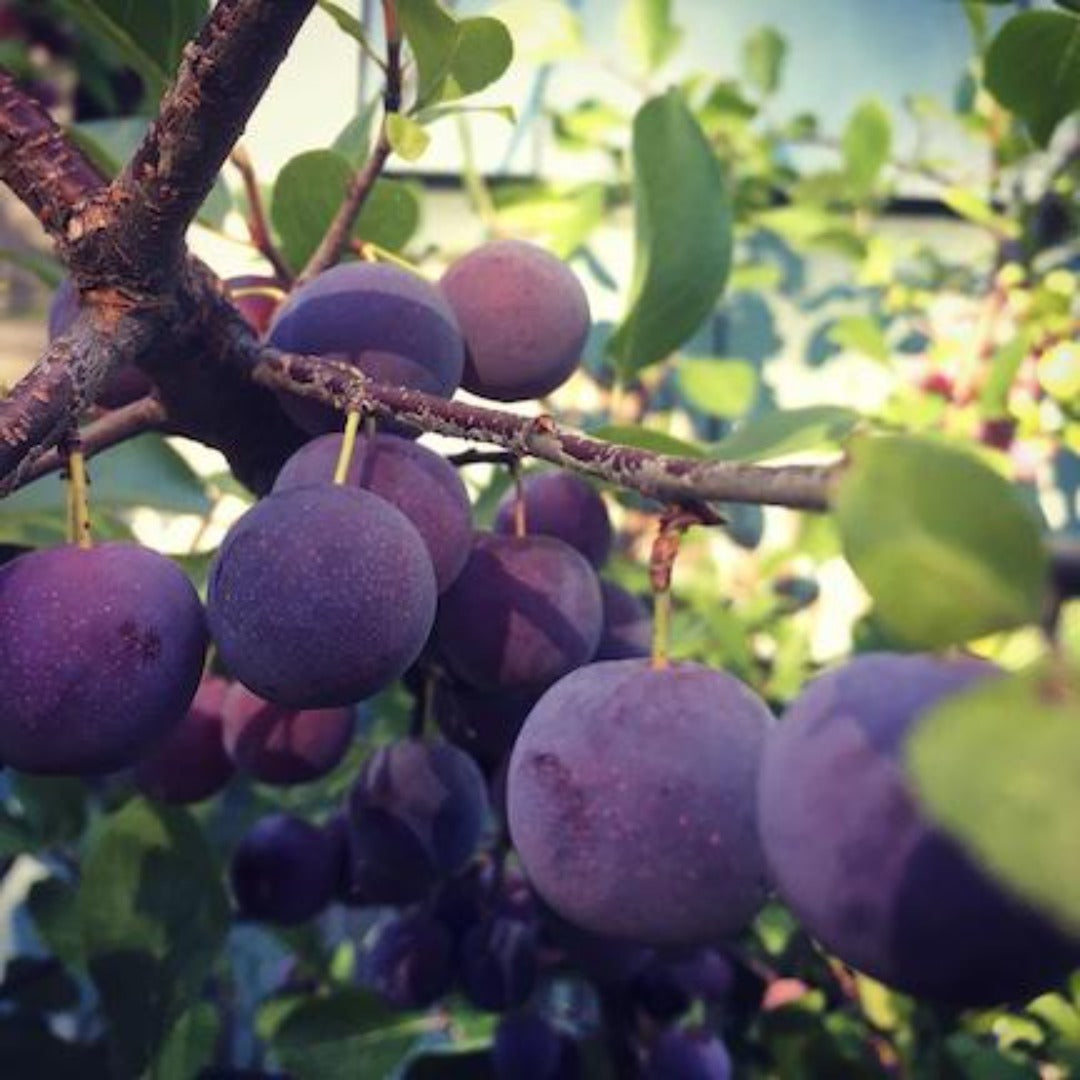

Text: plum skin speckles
xmin=508 ymin=659 xmax=773 ymax=946
xmin=0 ymin=542 xmax=207 ymax=775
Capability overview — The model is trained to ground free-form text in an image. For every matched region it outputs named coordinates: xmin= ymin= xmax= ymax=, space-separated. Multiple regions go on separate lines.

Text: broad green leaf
xmin=588 ymin=424 xmax=706 ymax=458
xmin=710 ymin=406 xmax=859 ymax=461
xmin=489 ymin=0 xmax=583 ymax=63
xmin=333 ymin=102 xmax=379 ymax=167
xmin=608 ymin=90 xmax=732 ymax=378
xmin=677 ymin=357 xmax=758 ymax=419
xmin=272 ymin=988 xmax=430 ymax=1080
xmin=0 ymin=435 xmax=211 ymax=526
xmin=908 ymin=661 xmax=1080 ymax=935
xmin=386 ymin=114 xmax=431 ymax=162
xmin=397 ymin=0 xmax=513 ymax=108
xmin=153 ymin=1003 xmax=221 ymax=1080
xmin=986 ymin=11 xmax=1080 ymax=146
xmin=80 ymin=800 xmax=229 ymax=1077
xmin=842 ymin=99 xmax=892 ymax=196
xmin=27 ymin=878 xmax=84 ymax=974
xmin=836 ymin=435 xmax=1049 ymax=647
xmin=828 ymin=314 xmax=890 ymax=363
xmin=941 ymin=186 xmax=1021 ymax=238
xmin=619 ymin=0 xmax=682 ymax=74
xmin=980 ymin=338 xmax=1028 ymax=415
xmin=316 ymin=0 xmax=383 ymax=66
xmin=270 ymin=150 xmax=421 ymax=269
xmin=742 ymin=26 xmax=786 ymax=96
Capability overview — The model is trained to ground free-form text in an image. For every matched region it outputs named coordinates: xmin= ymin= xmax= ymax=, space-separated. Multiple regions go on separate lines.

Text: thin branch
xmin=11 ymin=397 xmax=167 ymax=490
xmin=297 ymin=0 xmax=402 ymax=282
xmin=76 ymin=0 xmax=316 ymax=289
xmin=0 ymin=70 xmax=105 ymax=244
xmin=229 ymin=145 xmax=293 ymax=283
xmin=252 ymin=350 xmax=838 ymax=510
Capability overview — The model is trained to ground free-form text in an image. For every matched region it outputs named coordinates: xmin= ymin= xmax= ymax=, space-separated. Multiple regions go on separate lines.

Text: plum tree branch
xmin=66 ymin=0 xmax=316 ymax=290
xmin=252 ymin=350 xmax=838 ymax=510
xmin=0 ymin=70 xmax=106 ymax=244
xmin=297 ymin=0 xmax=403 ymax=282
xmin=230 ymin=145 xmax=294 ymax=283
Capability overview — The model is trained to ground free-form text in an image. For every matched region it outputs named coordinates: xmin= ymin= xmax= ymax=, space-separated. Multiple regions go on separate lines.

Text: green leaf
xmin=986 ymin=11 xmax=1080 ymax=146
xmin=397 ymin=1 xmax=513 ymax=108
xmin=941 ymin=186 xmax=1020 ymax=238
xmin=489 ymin=0 xmax=583 ymax=64
xmin=842 ymin=99 xmax=892 ymax=196
xmin=80 ymin=800 xmax=229 ymax=1077
xmin=333 ymin=102 xmax=379 ymax=167
xmin=836 ymin=435 xmax=1049 ymax=648
xmin=742 ymin=26 xmax=787 ymax=96
xmin=980 ymin=337 xmax=1028 ymax=416
xmin=710 ymin=406 xmax=859 ymax=461
xmin=588 ymin=424 xmax=706 ymax=458
xmin=619 ymin=0 xmax=682 ymax=74
xmin=828 ymin=314 xmax=890 ymax=363
xmin=908 ymin=661 xmax=1080 ymax=935
xmin=153 ymin=1003 xmax=221 ymax=1080
xmin=315 ymin=0 xmax=384 ymax=66
xmin=493 ymin=181 xmax=606 ymax=258
xmin=677 ymin=357 xmax=758 ymax=419
xmin=271 ymin=150 xmax=421 ymax=269
xmin=386 ymin=114 xmax=432 ymax=162
xmin=272 ymin=988 xmax=430 ymax=1080
xmin=27 ymin=878 xmax=84 ymax=974
xmin=608 ymin=90 xmax=732 ymax=379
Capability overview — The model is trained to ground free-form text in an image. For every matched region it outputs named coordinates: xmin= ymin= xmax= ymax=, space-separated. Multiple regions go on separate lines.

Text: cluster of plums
xmin=2 ymin=238 xmax=1076 ymax=1075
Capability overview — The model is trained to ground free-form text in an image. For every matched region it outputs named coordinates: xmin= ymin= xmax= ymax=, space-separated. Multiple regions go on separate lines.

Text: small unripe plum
xmin=759 ymin=652 xmax=1080 ymax=1006
xmin=494 ymin=471 xmax=612 ymax=568
xmin=595 ymin=581 xmax=652 ymax=661
xmin=221 ymin=682 xmax=354 ymax=786
xmin=267 ymin=262 xmax=465 ymax=433
xmin=509 ymin=660 xmax=772 ymax=946
xmin=133 ymin=675 xmax=234 ymax=803
xmin=345 ymin=738 xmax=490 ymax=903
xmin=230 ymin=813 xmax=338 ymax=924
xmin=207 ymin=485 xmax=436 ymax=708
xmin=645 ymin=1028 xmax=732 ymax=1080
xmin=435 ymin=534 xmax=603 ymax=692
xmin=0 ymin=543 xmax=207 ymax=775
xmin=273 ymin=432 xmax=472 ymax=591
xmin=363 ymin=908 xmax=455 ymax=1009
xmin=440 ymin=240 xmax=590 ymax=402
xmin=48 ymin=279 xmax=154 ymax=408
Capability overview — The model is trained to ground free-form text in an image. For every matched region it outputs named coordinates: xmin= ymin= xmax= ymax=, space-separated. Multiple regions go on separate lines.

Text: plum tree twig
xmin=297 ymin=0 xmax=403 ymax=282
xmin=229 ymin=145 xmax=294 ymax=283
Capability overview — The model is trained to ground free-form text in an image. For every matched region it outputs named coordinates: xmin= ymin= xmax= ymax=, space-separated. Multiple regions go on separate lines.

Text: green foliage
xmin=619 ymin=0 xmax=682 ymax=75
xmin=841 ymin=99 xmax=892 ymax=197
xmin=711 ymin=406 xmax=859 ymax=461
xmin=742 ymin=26 xmax=787 ymax=97
xmin=608 ymin=89 xmax=732 ymax=379
xmin=836 ymin=436 xmax=1048 ymax=647
xmin=908 ymin=661 xmax=1080 ymax=935
xmin=985 ymin=11 xmax=1080 ymax=146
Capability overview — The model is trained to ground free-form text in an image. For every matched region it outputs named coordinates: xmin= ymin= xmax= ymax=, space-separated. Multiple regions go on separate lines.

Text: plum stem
xmin=334 ymin=411 xmax=362 ymax=484
xmin=509 ymin=458 xmax=527 ymax=538
xmin=66 ymin=447 xmax=92 ymax=549
xmin=652 ymin=589 xmax=672 ymax=671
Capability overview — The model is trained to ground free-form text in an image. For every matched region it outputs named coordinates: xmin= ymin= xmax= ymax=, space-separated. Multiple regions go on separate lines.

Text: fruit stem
xmin=66 ymin=445 xmax=92 ymax=549
xmin=652 ymin=589 xmax=671 ymax=671
xmin=334 ymin=411 xmax=362 ymax=484
xmin=509 ymin=458 xmax=527 ymax=539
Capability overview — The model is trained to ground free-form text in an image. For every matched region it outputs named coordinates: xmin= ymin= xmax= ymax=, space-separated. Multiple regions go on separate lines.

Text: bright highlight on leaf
xmin=836 ymin=435 xmax=1049 ymax=648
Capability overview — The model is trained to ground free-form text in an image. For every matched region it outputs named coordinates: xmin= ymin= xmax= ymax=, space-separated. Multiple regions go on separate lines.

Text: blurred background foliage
xmin=1 ymin=0 xmax=1080 ymax=1076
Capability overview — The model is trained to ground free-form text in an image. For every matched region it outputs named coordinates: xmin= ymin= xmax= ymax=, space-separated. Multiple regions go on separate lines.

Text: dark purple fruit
xmin=458 ymin=916 xmax=539 ymax=1012
xmin=0 ymin=543 xmax=207 ymax=774
xmin=493 ymin=1013 xmax=565 ymax=1080
xmin=645 ymin=1028 xmax=732 ymax=1080
xmin=509 ymin=660 xmax=772 ymax=946
xmin=435 ymin=534 xmax=603 ymax=692
xmin=207 ymin=485 xmax=436 ymax=708
xmin=440 ymin=240 xmax=590 ymax=402
xmin=363 ymin=908 xmax=454 ymax=1009
xmin=273 ymin=432 xmax=472 ymax=591
xmin=48 ymin=279 xmax=154 ymax=408
xmin=346 ymin=739 xmax=490 ymax=904
xmin=221 ymin=682 xmax=354 ymax=786
xmin=595 ymin=581 xmax=651 ymax=661
xmin=759 ymin=652 xmax=1080 ymax=1006
xmin=230 ymin=813 xmax=338 ymax=924
xmin=433 ymin=681 xmax=538 ymax=770
xmin=494 ymin=472 xmax=612 ymax=568
xmin=133 ymin=675 xmax=234 ymax=803
xmin=267 ymin=262 xmax=465 ymax=433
